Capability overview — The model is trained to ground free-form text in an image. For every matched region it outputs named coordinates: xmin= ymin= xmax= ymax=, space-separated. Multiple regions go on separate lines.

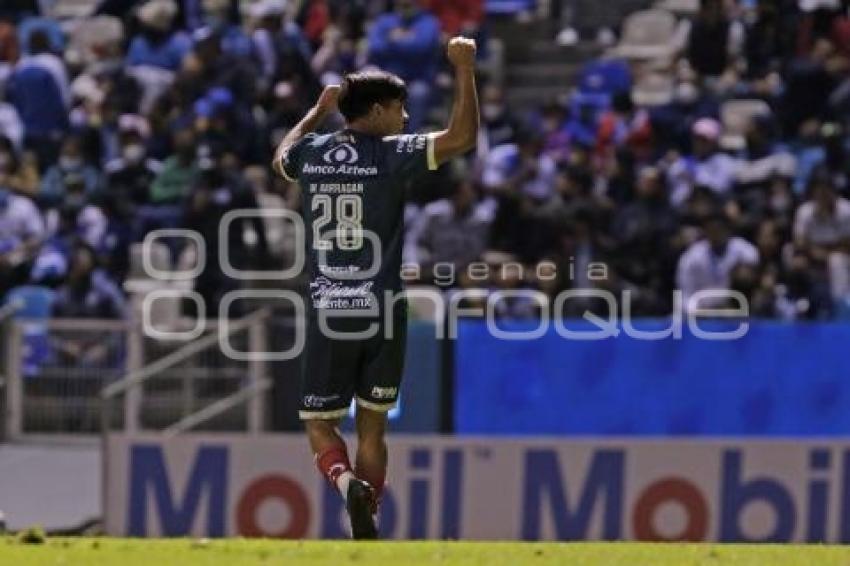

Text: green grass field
xmin=2 ymin=538 xmax=850 ymax=566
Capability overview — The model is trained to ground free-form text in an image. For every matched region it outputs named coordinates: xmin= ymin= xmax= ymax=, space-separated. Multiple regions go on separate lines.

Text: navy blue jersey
xmin=280 ymin=129 xmax=437 ymax=313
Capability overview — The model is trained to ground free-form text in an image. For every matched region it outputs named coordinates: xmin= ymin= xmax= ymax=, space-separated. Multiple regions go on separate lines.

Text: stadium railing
xmin=2 ymin=309 xmax=272 ymax=441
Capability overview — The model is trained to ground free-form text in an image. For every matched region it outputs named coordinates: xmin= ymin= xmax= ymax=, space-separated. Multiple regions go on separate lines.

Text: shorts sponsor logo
xmin=371 ymin=386 xmax=398 ymax=400
xmin=303 ymin=394 xmax=340 ymax=408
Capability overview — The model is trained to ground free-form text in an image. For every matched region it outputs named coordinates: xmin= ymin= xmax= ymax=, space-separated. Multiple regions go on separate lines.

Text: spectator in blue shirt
xmin=52 ymin=243 xmax=126 ymax=320
xmin=6 ymin=29 xmax=69 ymax=168
xmin=368 ymin=0 xmax=441 ymax=131
xmin=126 ymin=0 xmax=191 ymax=71
xmin=51 ymin=243 xmax=127 ymax=368
xmin=40 ymin=136 xmax=102 ymax=207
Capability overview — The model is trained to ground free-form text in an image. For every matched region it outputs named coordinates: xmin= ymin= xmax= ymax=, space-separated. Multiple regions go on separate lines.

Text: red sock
xmin=316 ymin=444 xmax=352 ymax=489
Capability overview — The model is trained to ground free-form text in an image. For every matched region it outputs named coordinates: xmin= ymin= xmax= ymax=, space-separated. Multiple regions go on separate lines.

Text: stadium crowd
xmin=0 ymin=0 xmax=849 ymax=322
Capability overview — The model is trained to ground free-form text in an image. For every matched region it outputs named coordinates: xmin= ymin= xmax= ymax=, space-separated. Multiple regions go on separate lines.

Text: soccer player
xmin=272 ymin=36 xmax=478 ymax=539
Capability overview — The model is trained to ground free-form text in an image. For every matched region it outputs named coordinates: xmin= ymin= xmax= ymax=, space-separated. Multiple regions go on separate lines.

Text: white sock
xmin=336 ymin=470 xmax=356 ymax=501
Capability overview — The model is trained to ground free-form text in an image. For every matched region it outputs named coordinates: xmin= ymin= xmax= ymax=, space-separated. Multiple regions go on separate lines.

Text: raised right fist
xmin=447 ymin=37 xmax=476 ymax=68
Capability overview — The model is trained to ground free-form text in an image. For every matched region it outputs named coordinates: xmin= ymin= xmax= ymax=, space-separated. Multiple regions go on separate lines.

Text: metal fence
xmin=2 ymin=311 xmax=272 ymax=440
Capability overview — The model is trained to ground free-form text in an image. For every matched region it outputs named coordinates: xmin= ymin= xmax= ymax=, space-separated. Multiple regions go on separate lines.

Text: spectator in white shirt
xmin=677 ymin=213 xmax=760 ymax=313
xmin=667 ymin=118 xmax=739 ymax=207
xmin=407 ymin=180 xmax=496 ymax=283
xmin=0 ymin=187 xmax=44 ymax=296
xmin=793 ymin=173 xmax=850 ymax=301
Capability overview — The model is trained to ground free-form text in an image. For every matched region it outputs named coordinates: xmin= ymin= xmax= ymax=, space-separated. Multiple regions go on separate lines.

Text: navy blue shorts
xmin=299 ymin=310 xmax=407 ymax=420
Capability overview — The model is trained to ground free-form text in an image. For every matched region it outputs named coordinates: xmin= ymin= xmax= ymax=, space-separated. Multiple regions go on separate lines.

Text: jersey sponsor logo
xmin=395 ymin=134 xmax=427 ymax=154
xmin=323 ymin=143 xmax=359 ymax=165
xmin=309 ymin=276 xmax=376 ymax=309
xmin=302 ymin=163 xmax=378 ymax=176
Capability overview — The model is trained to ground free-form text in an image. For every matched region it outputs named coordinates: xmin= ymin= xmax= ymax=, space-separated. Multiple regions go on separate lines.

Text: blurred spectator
xmin=793 ymin=173 xmax=850 ymax=303
xmin=51 ymin=244 xmax=126 ymax=368
xmin=676 ymin=213 xmax=760 ymax=313
xmin=0 ymin=135 xmax=37 ymax=198
xmin=40 ymin=136 xmax=102 ymax=207
xmin=595 ymin=92 xmax=653 ymax=163
xmin=183 ymin=145 xmax=269 ymax=316
xmin=104 ymin=116 xmax=162 ymax=237
xmin=33 ymin=175 xmax=108 ymax=285
xmin=250 ymin=0 xmax=316 ymax=99
xmin=610 ymin=166 xmax=678 ymax=313
xmin=192 ymin=86 xmax=262 ymax=164
xmin=6 ymin=29 xmax=70 ymax=167
xmin=200 ymin=0 xmax=252 ymax=57
xmin=0 ymin=186 xmax=44 ymax=297
xmin=681 ymin=0 xmax=745 ymax=79
xmin=478 ymin=83 xmax=519 ymax=154
xmin=185 ymin=26 xmax=257 ymax=104
xmin=482 ymin=129 xmax=557 ymax=202
xmin=0 ymin=22 xmax=21 ymax=86
xmin=368 ymin=0 xmax=441 ymax=131
xmin=150 ymin=127 xmax=197 ymax=206
xmin=425 ymin=0 xmax=484 ymax=37
xmin=126 ymin=0 xmax=191 ymax=71
xmin=0 ymin=84 xmax=23 ymax=149
xmin=667 ymin=118 xmax=738 ymax=207
xmin=408 ymin=180 xmax=495 ymax=281
xmin=53 ymin=243 xmax=126 ymax=319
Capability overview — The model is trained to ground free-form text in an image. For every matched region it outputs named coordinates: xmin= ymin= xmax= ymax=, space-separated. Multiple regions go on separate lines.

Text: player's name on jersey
xmin=309 ymin=182 xmax=365 ymax=194
xmin=302 ymin=163 xmax=378 ymax=176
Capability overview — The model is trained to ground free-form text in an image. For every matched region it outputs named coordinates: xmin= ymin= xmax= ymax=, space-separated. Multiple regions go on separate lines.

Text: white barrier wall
xmin=105 ymin=434 xmax=850 ymax=542
xmin=0 ymin=442 xmax=101 ymax=531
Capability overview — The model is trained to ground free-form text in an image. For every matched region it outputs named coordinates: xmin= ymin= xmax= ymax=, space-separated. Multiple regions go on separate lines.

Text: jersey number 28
xmin=312 ymin=194 xmax=363 ymax=251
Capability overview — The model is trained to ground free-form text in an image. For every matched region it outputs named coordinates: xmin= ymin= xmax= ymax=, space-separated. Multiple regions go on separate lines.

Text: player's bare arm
xmin=271 ymin=85 xmax=341 ymax=178
xmin=432 ymin=37 xmax=479 ymax=166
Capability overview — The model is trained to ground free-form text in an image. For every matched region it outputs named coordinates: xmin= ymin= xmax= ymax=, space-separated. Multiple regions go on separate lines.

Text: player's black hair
xmin=337 ymin=70 xmax=408 ymax=122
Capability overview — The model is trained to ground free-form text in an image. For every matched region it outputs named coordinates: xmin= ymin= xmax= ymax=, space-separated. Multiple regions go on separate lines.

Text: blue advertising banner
xmin=455 ymin=320 xmax=850 ymax=436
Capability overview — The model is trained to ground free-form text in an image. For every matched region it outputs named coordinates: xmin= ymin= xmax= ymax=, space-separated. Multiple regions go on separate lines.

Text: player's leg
xmin=353 ymin=309 xmax=407 ymax=507
xmin=354 ymin=407 xmax=389 ymax=505
xmin=299 ymin=317 xmax=358 ymax=502
xmin=304 ymin=418 xmax=355 ymax=496
xmin=300 ymin=315 xmax=377 ymax=539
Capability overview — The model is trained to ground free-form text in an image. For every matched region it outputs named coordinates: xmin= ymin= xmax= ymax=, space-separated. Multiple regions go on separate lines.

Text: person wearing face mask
xmin=104 ymin=117 xmax=162 ymax=239
xmin=367 ymin=0 xmax=441 ymax=132
xmin=478 ymin=83 xmax=518 ymax=155
xmin=140 ymin=128 xmax=198 ymax=236
xmin=39 ymin=135 xmax=101 ymax=207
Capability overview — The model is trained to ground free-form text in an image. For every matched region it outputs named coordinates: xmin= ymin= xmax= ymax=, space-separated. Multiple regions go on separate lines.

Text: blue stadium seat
xmin=4 ymin=286 xmax=56 ymax=378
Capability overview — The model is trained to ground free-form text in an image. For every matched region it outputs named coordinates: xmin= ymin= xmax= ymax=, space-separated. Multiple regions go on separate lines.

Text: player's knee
xmin=355 ymin=410 xmax=387 ymax=444
xmin=305 ymin=419 xmax=341 ymax=441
